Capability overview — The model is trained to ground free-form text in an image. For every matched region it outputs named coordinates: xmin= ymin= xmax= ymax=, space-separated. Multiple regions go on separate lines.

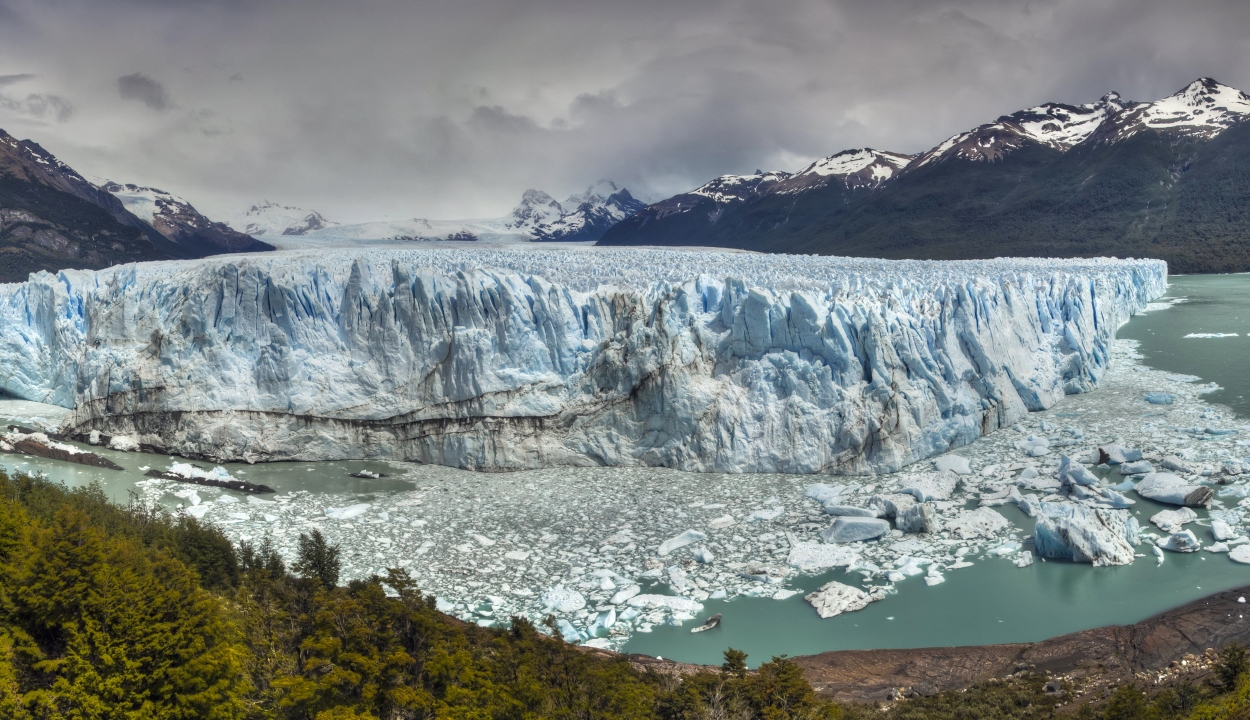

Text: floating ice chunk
xmin=1015 ymin=436 xmax=1050 ymax=455
xmin=819 ymin=517 xmax=891 ymax=543
xmin=1232 ymin=545 xmax=1250 ymax=564
xmin=1208 ymin=543 xmax=1231 ymax=553
xmin=868 ymin=493 xmax=915 ymax=519
xmin=804 ymin=581 xmax=881 ymax=618
xmin=895 ymin=503 xmax=937 ymax=534
xmin=610 ymin=585 xmax=641 ymax=605
xmin=934 ymin=455 xmax=971 ymax=475
xmin=1015 ymin=551 xmax=1034 ymax=568
xmin=555 ymin=619 xmax=585 ymax=643
xmin=787 ymin=542 xmax=858 ymax=572
xmin=1184 ymin=333 xmax=1238 ymax=338
xmin=893 ymin=556 xmax=929 ymax=576
xmin=900 ymin=473 xmax=958 ymax=502
xmin=245 ymin=494 xmax=274 ymax=505
xmin=472 ymin=534 xmax=496 ymax=547
xmin=924 ymin=571 xmax=945 ymax=586
xmin=772 ymin=589 xmax=800 ymax=600
xmin=216 ymin=495 xmax=239 ymax=504
xmin=708 ymin=514 xmax=736 ymax=529
xmin=945 ymin=508 xmax=1009 ymax=540
xmin=1136 ymin=473 xmax=1214 ymax=507
xmin=804 ymin=484 xmax=845 ymax=505
xmin=504 ymin=550 xmax=530 ymax=561
xmin=1097 ymin=487 xmax=1136 ymax=509
xmin=746 ymin=508 xmax=784 ymax=522
xmin=1120 ymin=460 xmax=1155 ymax=476
xmin=1160 ymin=456 xmax=1193 ymax=473
xmin=184 ymin=504 xmax=210 ymax=519
xmin=740 ymin=563 xmax=789 ymax=584
xmin=1153 ymin=545 xmax=1165 ymax=564
xmin=107 ymin=435 xmax=140 ymax=452
xmin=658 ymin=529 xmax=706 ymax=556
xmin=1158 ymin=530 xmax=1201 ymax=553
xmin=1099 ymin=445 xmax=1143 ymax=465
xmin=1213 ymin=520 xmax=1237 ymax=541
xmin=1110 ymin=479 xmax=1136 ymax=492
xmin=625 ymin=595 xmax=704 ymax=614
xmin=1058 ymin=455 xmax=1099 ymax=486
xmin=1150 ymin=508 xmax=1198 ymax=534
xmin=1034 ymin=505 xmax=1139 ymax=566
xmin=691 ymin=547 xmax=715 ymax=564
xmin=588 ymin=608 xmax=616 ymax=635
xmin=1017 ymin=493 xmax=1042 ymax=518
xmin=1144 ymin=392 xmax=1175 ymax=405
xmin=540 ymin=585 xmax=587 ymax=613
xmin=823 ymin=505 xmax=878 ymax=517
xmin=326 ymin=503 xmax=371 ymax=520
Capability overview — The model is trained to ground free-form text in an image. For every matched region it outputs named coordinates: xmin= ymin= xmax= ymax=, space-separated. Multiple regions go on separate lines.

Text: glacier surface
xmin=0 ymin=248 xmax=1165 ymax=473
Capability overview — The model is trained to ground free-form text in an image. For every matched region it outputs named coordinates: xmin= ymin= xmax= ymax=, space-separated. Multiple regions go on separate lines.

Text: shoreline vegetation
xmin=4 ymin=468 xmax=1250 ymax=718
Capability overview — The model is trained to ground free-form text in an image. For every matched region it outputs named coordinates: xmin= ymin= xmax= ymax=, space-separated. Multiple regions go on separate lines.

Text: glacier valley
xmin=0 ymin=248 xmax=1165 ymax=473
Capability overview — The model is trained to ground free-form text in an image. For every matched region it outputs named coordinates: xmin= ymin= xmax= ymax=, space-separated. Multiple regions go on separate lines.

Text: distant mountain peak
xmin=231 ymin=200 xmax=336 ymax=236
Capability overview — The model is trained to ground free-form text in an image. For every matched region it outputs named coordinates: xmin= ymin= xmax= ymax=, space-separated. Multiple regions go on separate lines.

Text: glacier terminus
xmin=0 ymin=248 xmax=1166 ymax=474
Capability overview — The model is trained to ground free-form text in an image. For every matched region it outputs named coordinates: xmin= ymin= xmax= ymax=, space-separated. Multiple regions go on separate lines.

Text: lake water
xmin=4 ymin=274 xmax=1250 ymax=667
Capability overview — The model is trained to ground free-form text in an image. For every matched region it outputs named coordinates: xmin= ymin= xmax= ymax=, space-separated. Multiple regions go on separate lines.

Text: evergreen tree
xmin=294 ymin=530 xmax=342 ymax=588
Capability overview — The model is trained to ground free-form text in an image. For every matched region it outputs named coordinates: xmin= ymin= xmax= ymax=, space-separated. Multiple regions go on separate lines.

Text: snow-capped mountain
xmin=102 ymin=183 xmax=262 ymax=254
xmin=230 ymin=200 xmax=337 ymax=237
xmin=600 ymin=78 xmax=1250 ymax=274
xmin=0 ymin=129 xmax=270 ymax=281
xmin=306 ymin=181 xmax=646 ymax=244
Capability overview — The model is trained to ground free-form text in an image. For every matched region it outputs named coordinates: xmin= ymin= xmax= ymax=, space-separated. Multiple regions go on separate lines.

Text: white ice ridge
xmin=0 ymin=248 xmax=1166 ymax=472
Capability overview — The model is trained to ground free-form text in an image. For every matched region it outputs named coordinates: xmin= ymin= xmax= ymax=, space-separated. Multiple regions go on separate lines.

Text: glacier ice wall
xmin=0 ymin=248 xmax=1166 ymax=473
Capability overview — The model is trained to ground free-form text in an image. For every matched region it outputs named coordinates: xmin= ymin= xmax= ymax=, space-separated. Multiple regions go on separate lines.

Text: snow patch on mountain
xmin=230 ymin=201 xmax=337 ymax=237
xmin=1103 ymin=78 xmax=1250 ymax=142
xmin=0 ymin=248 xmax=1165 ymax=475
xmin=689 ymin=171 xmax=791 ymax=204
xmin=103 ymin=183 xmax=196 ymax=228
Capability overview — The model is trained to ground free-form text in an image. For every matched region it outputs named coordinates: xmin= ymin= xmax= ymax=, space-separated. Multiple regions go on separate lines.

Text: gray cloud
xmin=0 ymin=0 xmax=1247 ymax=222
xmin=117 ymin=72 xmax=168 ymax=110
xmin=0 ymin=73 xmax=34 ymax=87
xmin=0 ymin=91 xmax=72 ymax=122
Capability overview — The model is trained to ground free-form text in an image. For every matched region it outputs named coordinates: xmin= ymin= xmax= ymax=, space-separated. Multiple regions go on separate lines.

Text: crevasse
xmin=0 ymin=248 xmax=1166 ymax=473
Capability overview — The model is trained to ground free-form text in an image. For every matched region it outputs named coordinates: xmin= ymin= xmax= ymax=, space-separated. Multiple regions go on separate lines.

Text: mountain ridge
xmin=302 ymin=180 xmax=646 ymax=243
xmin=599 ymin=77 xmax=1250 ymax=273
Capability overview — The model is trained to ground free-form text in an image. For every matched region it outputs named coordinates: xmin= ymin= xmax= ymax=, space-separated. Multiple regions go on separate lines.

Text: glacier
xmin=0 ymin=247 xmax=1166 ymax=473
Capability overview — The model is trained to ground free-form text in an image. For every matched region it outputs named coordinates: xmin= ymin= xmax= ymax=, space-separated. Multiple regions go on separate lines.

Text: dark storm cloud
xmin=0 ymin=74 xmax=35 ymax=87
xmin=0 ymin=0 xmax=1249 ymax=222
xmin=117 ymin=72 xmax=169 ymax=110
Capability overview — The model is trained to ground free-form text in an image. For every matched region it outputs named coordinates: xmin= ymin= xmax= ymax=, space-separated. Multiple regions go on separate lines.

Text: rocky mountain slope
xmin=309 ymin=180 xmax=646 ymax=243
xmin=228 ymin=200 xmax=337 ymax=237
xmin=102 ymin=183 xmax=271 ymax=255
xmin=599 ymin=78 xmax=1250 ymax=273
xmin=0 ymin=129 xmax=271 ymax=282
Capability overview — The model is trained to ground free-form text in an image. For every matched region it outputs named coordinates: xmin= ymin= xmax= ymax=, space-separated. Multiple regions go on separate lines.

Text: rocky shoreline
xmin=627 ymin=582 xmax=1249 ymax=705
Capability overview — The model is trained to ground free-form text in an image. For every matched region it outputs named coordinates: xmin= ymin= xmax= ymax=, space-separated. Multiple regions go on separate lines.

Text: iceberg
xmin=1033 ymin=505 xmax=1139 ymax=566
xmin=819 ymin=516 xmax=891 ymax=543
xmin=1135 ymin=473 xmax=1214 ymax=507
xmin=804 ymin=581 xmax=882 ymax=618
xmin=0 ymin=248 xmax=1165 ymax=473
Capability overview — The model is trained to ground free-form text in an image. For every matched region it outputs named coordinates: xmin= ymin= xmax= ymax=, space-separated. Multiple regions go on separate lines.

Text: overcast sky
xmin=1 ymin=0 xmax=1248 ymax=223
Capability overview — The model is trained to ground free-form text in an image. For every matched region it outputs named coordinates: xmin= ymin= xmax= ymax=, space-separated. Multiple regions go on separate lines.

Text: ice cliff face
xmin=0 ymin=249 xmax=1166 ymax=473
